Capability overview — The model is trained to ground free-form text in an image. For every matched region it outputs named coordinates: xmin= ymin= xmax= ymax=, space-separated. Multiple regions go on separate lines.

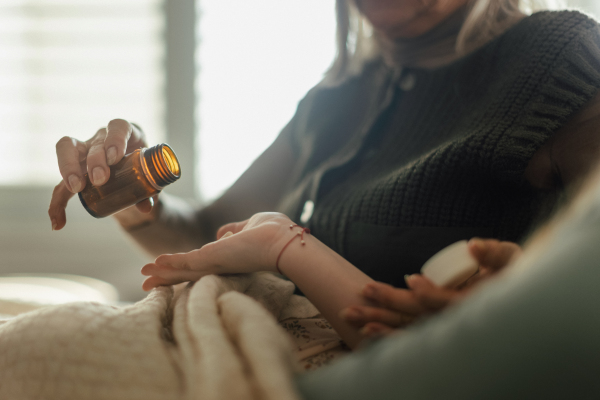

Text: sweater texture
xmin=277 ymin=11 xmax=600 ymax=287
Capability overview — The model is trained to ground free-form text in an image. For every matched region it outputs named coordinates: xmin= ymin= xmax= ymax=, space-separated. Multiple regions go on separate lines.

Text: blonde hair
xmin=326 ymin=0 xmax=565 ymax=84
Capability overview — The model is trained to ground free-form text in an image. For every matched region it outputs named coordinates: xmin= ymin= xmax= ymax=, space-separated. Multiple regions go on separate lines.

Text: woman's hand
xmin=341 ymin=238 xmax=522 ymax=338
xmin=140 ymin=212 xmax=294 ymax=291
xmin=48 ymin=119 xmax=152 ymax=231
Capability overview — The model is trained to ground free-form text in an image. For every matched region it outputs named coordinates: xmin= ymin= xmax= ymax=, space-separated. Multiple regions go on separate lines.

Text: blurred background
xmin=0 ymin=0 xmax=597 ymax=301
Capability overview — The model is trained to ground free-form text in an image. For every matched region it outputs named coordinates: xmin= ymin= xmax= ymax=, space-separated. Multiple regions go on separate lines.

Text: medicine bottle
xmin=79 ymin=143 xmax=181 ymax=218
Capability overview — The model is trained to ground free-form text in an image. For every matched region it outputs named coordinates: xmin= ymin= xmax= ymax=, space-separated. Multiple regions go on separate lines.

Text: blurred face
xmin=354 ymin=0 xmax=471 ymax=39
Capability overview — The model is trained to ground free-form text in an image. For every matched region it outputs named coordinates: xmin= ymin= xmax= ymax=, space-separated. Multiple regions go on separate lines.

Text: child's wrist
xmin=275 ymin=224 xmax=313 ymax=276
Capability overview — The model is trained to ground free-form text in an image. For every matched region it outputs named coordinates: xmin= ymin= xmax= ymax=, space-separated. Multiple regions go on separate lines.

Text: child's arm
xmin=140 ymin=212 xmax=375 ymax=348
xmin=341 ymin=239 xmax=522 ymax=339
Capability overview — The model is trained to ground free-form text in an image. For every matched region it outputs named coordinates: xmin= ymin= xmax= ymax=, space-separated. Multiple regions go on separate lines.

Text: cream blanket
xmin=0 ymin=273 xmax=324 ymax=400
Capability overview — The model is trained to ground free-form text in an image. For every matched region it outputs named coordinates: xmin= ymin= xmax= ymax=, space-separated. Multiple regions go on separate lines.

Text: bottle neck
xmin=140 ymin=144 xmax=181 ymax=190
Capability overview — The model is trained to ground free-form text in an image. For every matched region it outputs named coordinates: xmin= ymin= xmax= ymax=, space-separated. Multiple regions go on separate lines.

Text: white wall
xmin=568 ymin=0 xmax=600 ymax=16
xmin=0 ymin=186 xmax=150 ymax=301
xmin=0 ymin=0 xmax=195 ymax=303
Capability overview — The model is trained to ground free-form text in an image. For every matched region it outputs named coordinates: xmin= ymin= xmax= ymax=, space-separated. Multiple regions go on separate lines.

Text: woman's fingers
xmin=406 ymin=274 xmax=460 ymax=310
xmin=55 ymin=136 xmax=88 ymax=193
xmin=343 ymin=277 xmax=461 ymax=334
xmin=48 ymin=180 xmax=75 ymax=231
xmin=55 ymin=120 xmax=138 ymax=191
xmin=361 ymin=281 xmax=428 ymax=315
xmin=84 ymin=120 xmax=134 ymax=186
xmin=51 ymin=119 xmax=148 ymax=229
xmin=127 ymin=122 xmax=148 ymax=152
xmin=105 ymin=119 xmax=133 ymax=166
xmin=359 ymin=322 xmax=395 ymax=339
xmin=135 ymin=197 xmax=154 ymax=214
xmin=468 ymin=238 xmax=522 ymax=271
xmin=340 ymin=305 xmax=415 ymax=328
xmin=85 ymin=129 xmax=111 ymax=186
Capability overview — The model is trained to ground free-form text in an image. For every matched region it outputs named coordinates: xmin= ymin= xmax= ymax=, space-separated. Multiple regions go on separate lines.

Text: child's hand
xmin=341 ymin=238 xmax=522 ymax=339
xmin=140 ymin=212 xmax=295 ymax=291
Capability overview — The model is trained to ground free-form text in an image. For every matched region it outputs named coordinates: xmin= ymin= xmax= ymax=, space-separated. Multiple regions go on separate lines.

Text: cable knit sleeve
xmin=490 ymin=11 xmax=600 ymax=183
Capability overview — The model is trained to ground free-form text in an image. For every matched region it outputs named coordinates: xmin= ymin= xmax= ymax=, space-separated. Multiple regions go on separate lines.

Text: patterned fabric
xmin=282 ymin=316 xmax=350 ymax=371
xmin=278 ymin=11 xmax=600 ymax=288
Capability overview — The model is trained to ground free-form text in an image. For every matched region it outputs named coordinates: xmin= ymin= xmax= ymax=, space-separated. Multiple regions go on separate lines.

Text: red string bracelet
xmin=275 ymin=224 xmax=310 ymax=275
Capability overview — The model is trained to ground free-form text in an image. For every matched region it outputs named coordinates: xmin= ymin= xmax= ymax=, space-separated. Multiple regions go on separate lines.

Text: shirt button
xmin=300 ymin=200 xmax=314 ymax=224
xmin=399 ymin=73 xmax=416 ymax=91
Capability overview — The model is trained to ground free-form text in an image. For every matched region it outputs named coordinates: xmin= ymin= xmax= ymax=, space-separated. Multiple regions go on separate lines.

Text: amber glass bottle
xmin=79 ymin=143 xmax=181 ymax=218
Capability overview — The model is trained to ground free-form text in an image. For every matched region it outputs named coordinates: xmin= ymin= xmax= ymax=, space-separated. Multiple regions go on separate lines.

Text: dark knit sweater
xmin=277 ymin=11 xmax=600 ymax=288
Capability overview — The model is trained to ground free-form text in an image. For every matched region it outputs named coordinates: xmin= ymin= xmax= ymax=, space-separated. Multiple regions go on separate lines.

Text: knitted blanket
xmin=0 ymin=273 xmax=322 ymax=400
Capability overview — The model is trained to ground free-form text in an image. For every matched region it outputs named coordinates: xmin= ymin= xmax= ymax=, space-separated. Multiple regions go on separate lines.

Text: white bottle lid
xmin=420 ymin=240 xmax=479 ymax=288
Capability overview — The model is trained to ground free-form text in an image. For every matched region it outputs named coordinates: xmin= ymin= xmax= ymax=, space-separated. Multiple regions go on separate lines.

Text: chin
xmin=375 ymin=17 xmax=438 ymax=39
xmin=382 ymin=23 xmax=434 ymax=39
xmin=356 ymin=0 xmax=437 ymax=39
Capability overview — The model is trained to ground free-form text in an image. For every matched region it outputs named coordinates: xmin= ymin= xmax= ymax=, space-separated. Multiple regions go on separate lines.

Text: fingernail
xmin=149 ymin=197 xmax=154 ymax=207
xmin=360 ymin=325 xmax=384 ymax=337
xmin=362 ymin=285 xmax=377 ymax=299
xmin=220 ymin=231 xmax=234 ymax=240
xmin=68 ymin=174 xmax=81 ymax=192
xmin=92 ymin=167 xmax=106 ymax=185
xmin=342 ymin=308 xmax=362 ymax=320
xmin=51 ymin=219 xmax=57 ymax=231
xmin=106 ymin=146 xmax=117 ymax=165
xmin=405 ymin=274 xmax=423 ymax=289
xmin=468 ymin=238 xmax=483 ymax=249
xmin=359 ymin=326 xmax=371 ymax=336
xmin=406 ymin=275 xmax=425 ymax=289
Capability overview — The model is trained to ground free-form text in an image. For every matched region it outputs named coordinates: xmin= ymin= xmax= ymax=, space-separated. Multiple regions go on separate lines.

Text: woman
xmin=49 ymin=0 xmax=600 ymax=343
